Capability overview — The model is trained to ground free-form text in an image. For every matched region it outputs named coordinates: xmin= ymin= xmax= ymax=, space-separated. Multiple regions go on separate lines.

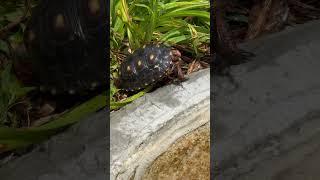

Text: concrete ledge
xmin=110 ymin=69 xmax=210 ymax=179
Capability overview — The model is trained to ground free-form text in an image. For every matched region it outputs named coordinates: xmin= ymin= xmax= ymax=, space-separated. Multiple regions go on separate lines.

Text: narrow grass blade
xmin=0 ymin=94 xmax=106 ymax=152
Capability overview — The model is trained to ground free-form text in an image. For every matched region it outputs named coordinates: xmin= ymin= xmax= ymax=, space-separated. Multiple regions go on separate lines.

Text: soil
xmin=143 ymin=123 xmax=210 ymax=180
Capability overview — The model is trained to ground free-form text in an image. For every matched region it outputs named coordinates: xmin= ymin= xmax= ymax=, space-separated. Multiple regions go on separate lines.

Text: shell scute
xmin=118 ymin=44 xmax=173 ymax=91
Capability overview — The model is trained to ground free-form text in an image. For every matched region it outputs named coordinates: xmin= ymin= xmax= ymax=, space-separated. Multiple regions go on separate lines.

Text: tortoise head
xmin=170 ymin=48 xmax=181 ymax=63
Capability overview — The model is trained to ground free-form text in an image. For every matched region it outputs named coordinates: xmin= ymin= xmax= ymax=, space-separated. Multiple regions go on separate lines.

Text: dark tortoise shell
xmin=23 ymin=0 xmax=107 ymax=94
xmin=117 ymin=44 xmax=183 ymax=91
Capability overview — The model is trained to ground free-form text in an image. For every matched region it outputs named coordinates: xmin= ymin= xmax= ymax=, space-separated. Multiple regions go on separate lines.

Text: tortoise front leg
xmin=175 ymin=59 xmax=185 ymax=81
xmin=166 ymin=60 xmax=185 ymax=87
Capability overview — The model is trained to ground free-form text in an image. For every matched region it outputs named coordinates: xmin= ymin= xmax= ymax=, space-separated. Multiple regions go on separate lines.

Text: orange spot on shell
xmin=88 ymin=0 xmax=101 ymax=15
xmin=54 ymin=14 xmax=65 ymax=29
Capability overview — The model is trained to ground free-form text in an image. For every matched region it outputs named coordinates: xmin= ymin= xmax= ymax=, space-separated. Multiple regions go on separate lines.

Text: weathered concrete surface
xmin=0 ymin=110 xmax=108 ymax=180
xmin=110 ymin=69 xmax=210 ymax=180
xmin=214 ymin=20 xmax=320 ymax=180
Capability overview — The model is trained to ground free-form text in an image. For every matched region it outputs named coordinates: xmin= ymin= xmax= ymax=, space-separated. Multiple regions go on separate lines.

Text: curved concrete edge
xmin=127 ymin=100 xmax=209 ymax=179
xmin=214 ymin=20 xmax=320 ymax=179
xmin=110 ymin=69 xmax=210 ymax=180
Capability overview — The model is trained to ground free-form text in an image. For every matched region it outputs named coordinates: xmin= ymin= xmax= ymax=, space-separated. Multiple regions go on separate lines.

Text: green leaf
xmin=160 ymin=29 xmax=182 ymax=41
xmin=166 ymin=34 xmax=189 ymax=44
xmin=0 ymin=94 xmax=107 ymax=152
xmin=9 ymin=30 xmax=24 ymax=44
xmin=2 ymin=9 xmax=23 ymax=22
xmin=160 ymin=10 xmax=210 ymax=21
xmin=161 ymin=1 xmax=208 ymax=11
xmin=110 ymin=86 xmax=152 ymax=110
xmin=0 ymin=40 xmax=9 ymax=54
xmin=134 ymin=4 xmax=153 ymax=14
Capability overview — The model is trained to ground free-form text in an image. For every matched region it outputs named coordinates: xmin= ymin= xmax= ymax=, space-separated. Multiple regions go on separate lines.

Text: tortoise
xmin=23 ymin=0 xmax=107 ymax=95
xmin=116 ymin=44 xmax=184 ymax=91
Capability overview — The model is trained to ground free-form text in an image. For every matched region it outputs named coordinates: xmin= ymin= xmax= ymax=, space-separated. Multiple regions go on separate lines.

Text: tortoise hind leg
xmin=176 ymin=59 xmax=185 ymax=81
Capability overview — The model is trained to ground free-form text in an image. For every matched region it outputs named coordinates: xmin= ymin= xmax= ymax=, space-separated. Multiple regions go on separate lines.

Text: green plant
xmin=0 ymin=63 xmax=34 ymax=127
xmin=111 ymin=0 xmax=210 ymax=50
